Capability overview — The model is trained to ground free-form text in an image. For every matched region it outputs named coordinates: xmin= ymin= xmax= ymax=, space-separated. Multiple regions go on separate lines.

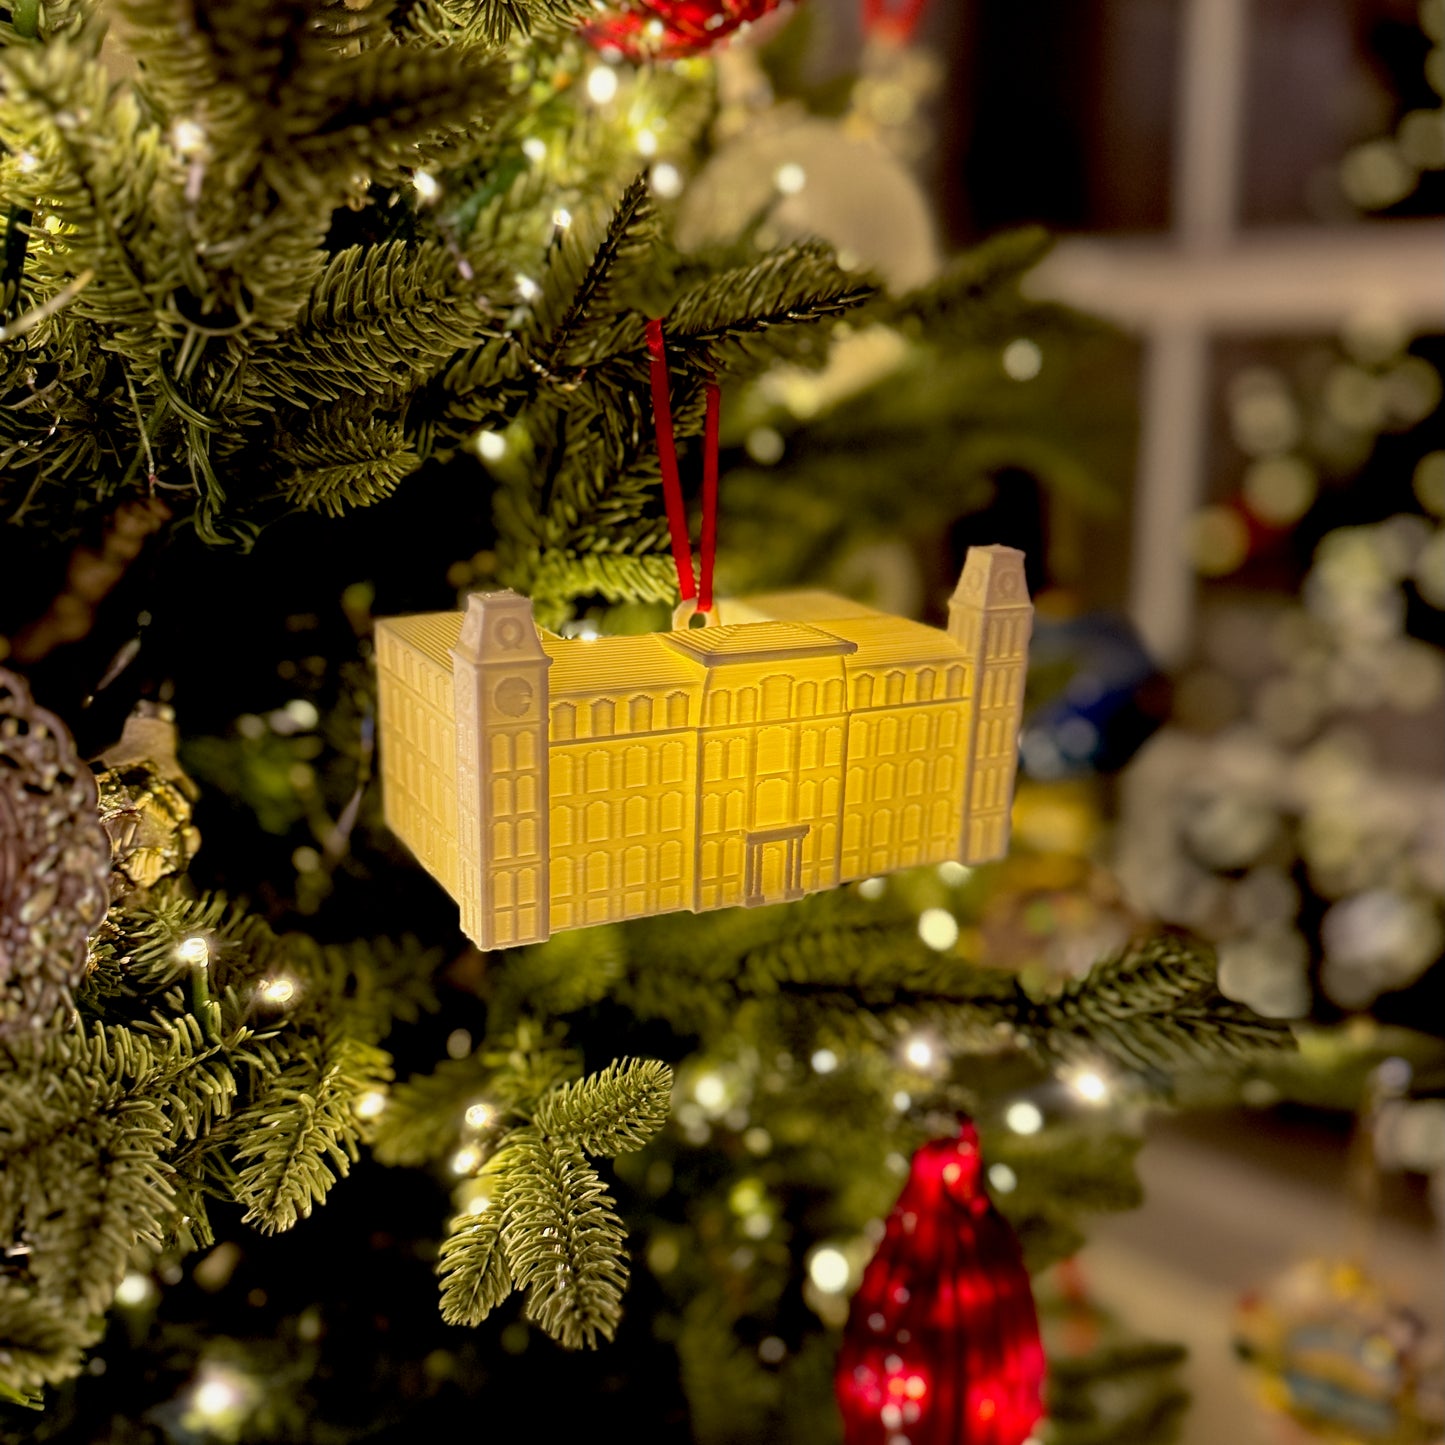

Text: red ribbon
xmin=645 ymin=317 xmax=720 ymax=614
xmin=861 ymin=0 xmax=930 ymax=41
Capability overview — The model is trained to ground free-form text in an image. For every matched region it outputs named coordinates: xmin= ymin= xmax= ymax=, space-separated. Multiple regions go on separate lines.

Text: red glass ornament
xmin=585 ymin=0 xmax=789 ymax=61
xmin=836 ymin=1120 xmax=1046 ymax=1445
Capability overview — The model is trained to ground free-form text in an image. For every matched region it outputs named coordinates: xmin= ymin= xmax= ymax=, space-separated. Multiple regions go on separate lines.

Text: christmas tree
xmin=0 ymin=2 xmax=1299 ymax=1440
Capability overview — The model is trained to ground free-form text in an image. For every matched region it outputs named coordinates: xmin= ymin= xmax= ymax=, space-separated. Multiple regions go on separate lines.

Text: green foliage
xmin=532 ymin=1058 xmax=672 ymax=1155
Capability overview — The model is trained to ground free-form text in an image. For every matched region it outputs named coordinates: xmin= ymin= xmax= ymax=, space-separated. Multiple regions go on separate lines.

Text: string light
xmin=1004 ymin=1100 xmax=1044 ymax=1135
xmin=175 ymin=936 xmax=210 ymax=967
xmin=451 ymin=1145 xmax=482 ymax=1176
xmin=257 ymin=977 xmax=295 ymax=1006
xmin=514 ymin=273 xmax=540 ymax=302
xmin=902 ymin=1035 xmax=936 ymax=1070
xmin=551 ymin=207 xmax=572 ymax=231
xmin=635 ymin=128 xmax=659 ymax=158
xmin=988 ymin=1162 xmax=1018 ymax=1193
xmin=774 ymin=162 xmax=806 ymax=195
xmin=115 ymin=1272 xmax=155 ymax=1307
xmin=1002 ymin=338 xmax=1043 ymax=381
xmin=15 ymin=152 xmax=37 ymax=173
xmin=188 ymin=1366 xmax=250 ymax=1425
xmin=586 ymin=65 xmax=620 ymax=104
xmin=693 ymin=1072 xmax=726 ymax=1110
xmin=808 ymin=1246 xmax=850 ymax=1294
xmin=354 ymin=1090 xmax=387 ymax=1120
xmin=1064 ymin=1068 xmax=1109 ymax=1104
xmin=521 ymin=137 xmax=547 ymax=163
xmin=857 ymin=877 xmax=885 ymax=900
xmin=810 ymin=1048 xmax=838 ymax=1074
xmin=917 ymin=908 xmax=959 ymax=951
xmin=936 ymin=860 xmax=971 ymax=885
xmin=170 ymin=119 xmax=206 ymax=156
xmin=412 ymin=170 xmax=440 ymax=203
xmin=649 ymin=162 xmax=683 ymax=198
xmin=464 ymin=1101 xmax=495 ymax=1129
xmin=476 ymin=430 xmax=507 ymax=461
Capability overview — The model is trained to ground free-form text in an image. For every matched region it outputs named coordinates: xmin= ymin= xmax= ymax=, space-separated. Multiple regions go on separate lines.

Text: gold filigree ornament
xmin=93 ymin=702 xmax=201 ymax=900
xmin=0 ymin=668 xmax=111 ymax=1034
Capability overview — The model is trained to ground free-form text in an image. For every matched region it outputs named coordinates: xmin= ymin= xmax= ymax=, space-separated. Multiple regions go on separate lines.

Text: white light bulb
xmin=1002 ymin=338 xmax=1042 ymax=381
xmin=858 ymin=877 xmax=885 ymax=900
xmin=115 ymin=1272 xmax=154 ymax=1307
xmin=170 ymin=119 xmax=206 ymax=156
xmin=808 ymin=1246 xmax=850 ymax=1294
xmin=988 ymin=1162 xmax=1018 ymax=1194
xmin=464 ymin=1102 xmax=495 ymax=1129
xmin=515 ymin=273 xmax=540 ymax=302
xmin=258 ymin=977 xmax=295 ymax=1005
xmin=451 ymin=1145 xmax=482 ymax=1176
xmin=552 ymin=207 xmax=572 ymax=230
xmin=774 ymin=162 xmax=806 ymax=196
xmin=476 ymin=430 xmax=507 ymax=461
xmin=902 ymin=1036 xmax=935 ymax=1070
xmin=586 ymin=65 xmax=620 ymax=104
xmin=412 ymin=170 xmax=440 ymax=202
xmin=355 ymin=1090 xmax=387 ymax=1120
xmin=176 ymin=936 xmax=210 ymax=967
xmin=635 ymin=128 xmax=659 ymax=158
xmin=1005 ymin=1101 xmax=1044 ymax=1136
xmin=694 ymin=1072 xmax=726 ymax=1110
xmin=1067 ymin=1069 xmax=1109 ymax=1104
xmin=936 ymin=860 xmax=971 ymax=886
xmin=917 ymin=908 xmax=959 ymax=951
xmin=191 ymin=1370 xmax=244 ymax=1421
xmin=650 ymin=162 xmax=683 ymax=199
xmin=810 ymin=1048 xmax=838 ymax=1074
xmin=521 ymin=137 xmax=547 ymax=163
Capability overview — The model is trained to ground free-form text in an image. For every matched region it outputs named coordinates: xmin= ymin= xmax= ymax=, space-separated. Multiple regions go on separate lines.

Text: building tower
xmin=450 ymin=590 xmax=552 ymax=950
xmin=947 ymin=545 xmax=1033 ymax=864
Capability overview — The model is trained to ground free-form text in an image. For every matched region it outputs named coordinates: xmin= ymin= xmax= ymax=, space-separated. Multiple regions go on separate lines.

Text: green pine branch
xmin=532 ymin=1058 xmax=673 ymax=1156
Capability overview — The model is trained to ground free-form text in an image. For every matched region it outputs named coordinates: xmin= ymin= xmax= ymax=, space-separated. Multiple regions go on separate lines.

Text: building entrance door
xmin=743 ymin=825 xmax=808 ymax=907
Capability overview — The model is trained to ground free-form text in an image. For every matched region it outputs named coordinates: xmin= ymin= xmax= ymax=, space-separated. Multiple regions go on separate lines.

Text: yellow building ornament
xmin=375 ymin=545 xmax=1033 ymax=950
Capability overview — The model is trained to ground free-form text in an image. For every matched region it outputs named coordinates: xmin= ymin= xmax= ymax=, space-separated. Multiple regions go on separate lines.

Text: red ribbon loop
xmin=645 ymin=317 xmax=720 ymax=615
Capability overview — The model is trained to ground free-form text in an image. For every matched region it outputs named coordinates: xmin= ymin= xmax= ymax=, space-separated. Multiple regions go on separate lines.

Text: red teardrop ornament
xmin=584 ymin=0 xmax=790 ymax=61
xmin=836 ymin=1120 xmax=1046 ymax=1445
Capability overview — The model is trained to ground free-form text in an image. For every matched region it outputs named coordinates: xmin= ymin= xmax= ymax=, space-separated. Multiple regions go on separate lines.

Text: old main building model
xmin=376 ymin=545 xmax=1033 ymax=950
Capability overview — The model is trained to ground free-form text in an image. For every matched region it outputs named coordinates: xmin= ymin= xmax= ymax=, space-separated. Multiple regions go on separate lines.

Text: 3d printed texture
xmin=375 ymin=546 xmax=1033 ymax=949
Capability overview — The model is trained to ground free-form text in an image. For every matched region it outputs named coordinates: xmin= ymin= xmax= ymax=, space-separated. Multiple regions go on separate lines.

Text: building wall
xmin=375 ymin=627 xmax=459 ymax=898
xmin=547 ymin=729 xmax=696 ymax=928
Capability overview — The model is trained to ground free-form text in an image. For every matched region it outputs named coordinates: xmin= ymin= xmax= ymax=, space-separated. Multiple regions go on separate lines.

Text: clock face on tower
xmin=494 ymin=675 xmax=533 ymax=718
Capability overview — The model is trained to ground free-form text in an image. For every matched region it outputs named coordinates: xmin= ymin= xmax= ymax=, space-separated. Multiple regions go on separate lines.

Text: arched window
xmin=939 ymin=712 xmax=958 ymax=750
xmin=624 ymin=746 xmax=648 ymax=789
xmin=587 ymin=852 xmax=609 ymax=892
xmin=553 ymin=856 xmax=573 ymax=898
xmin=624 ymin=794 xmax=647 ymax=837
xmin=660 ymin=840 xmax=683 ymax=882
xmin=586 ymin=800 xmax=609 ymax=842
xmin=517 ymin=818 xmax=537 ymax=855
xmin=796 ymin=681 xmax=817 ymax=716
xmin=660 ymin=791 xmax=682 ymax=831
xmin=824 ymin=727 xmax=843 ymax=766
xmin=761 ymin=675 xmax=791 ymax=720
xmin=878 ymin=717 xmax=899 ymax=755
xmin=667 ymin=691 xmax=690 ymax=728
xmin=553 ymin=806 xmax=573 ymax=847
xmin=491 ymin=734 xmax=512 ymax=771
xmin=885 ymin=671 xmax=905 ymax=705
xmin=735 ymin=688 xmax=758 ymax=725
xmin=591 ymin=698 xmax=615 ymax=736
xmin=800 ymin=730 xmax=819 ymax=770
xmin=552 ymin=752 xmax=574 ymax=795
xmin=823 ymin=680 xmax=844 ymax=713
xmin=917 ymin=668 xmax=935 ymax=702
xmin=799 ymin=779 xmax=817 ymax=817
xmin=491 ymin=777 xmax=513 ymax=816
xmin=902 ymin=804 xmax=922 ymax=843
xmin=708 ymin=691 xmax=730 ymax=726
xmin=908 ymin=714 xmax=930 ymax=752
xmin=703 ymin=794 xmax=721 ymax=833
xmin=661 ymin=740 xmax=686 ymax=783
xmin=870 ymin=810 xmax=890 ymax=847
xmin=492 ymin=821 xmax=513 ymax=860
xmin=853 ymin=674 xmax=873 ymax=709
xmin=724 ymin=790 xmax=744 ymax=831
xmin=552 ymin=702 xmax=576 ymax=741
xmin=624 ymin=845 xmax=647 ymax=888
xmin=727 ymin=738 xmax=748 ymax=778
xmin=874 ymin=762 xmax=895 ymax=803
xmin=587 ymin=751 xmax=610 ymax=792
xmin=517 ymin=775 xmax=536 ymax=813
xmin=630 ymin=696 xmax=652 ymax=732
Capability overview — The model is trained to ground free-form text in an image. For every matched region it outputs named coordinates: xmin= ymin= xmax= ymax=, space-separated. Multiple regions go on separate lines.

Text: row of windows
xmin=551 ymin=739 xmax=690 ymax=797
xmin=849 ymin=707 xmax=961 ymax=762
xmin=843 ymin=798 xmax=958 ymax=854
xmin=386 ymin=688 xmax=454 ymax=781
xmin=702 ymin=725 xmax=844 ymax=781
xmin=491 ymin=817 xmax=539 ymax=862
xmin=552 ymin=790 xmax=687 ymax=846
xmin=488 ymin=728 xmax=540 ymax=774
xmin=492 ymin=866 xmax=540 ymax=910
xmin=550 ymin=842 xmax=687 ymax=898
xmin=552 ymin=884 xmax=686 ymax=930
xmin=850 ymin=665 xmax=967 ymax=711
xmin=699 ymin=775 xmax=842 ymax=836
xmin=971 ymin=760 xmax=1013 ymax=812
xmin=979 ymin=664 xmax=1022 ymax=711
xmin=491 ymin=773 xmax=539 ymax=818
xmin=845 ymin=754 xmax=956 ymax=808
xmin=984 ymin=614 xmax=1030 ymax=663
xmin=552 ymin=691 xmax=691 ymax=741
xmin=974 ymin=715 xmax=1018 ymax=763
xmin=696 ymin=826 xmax=841 ymax=890
xmin=382 ymin=647 xmax=450 ymax=710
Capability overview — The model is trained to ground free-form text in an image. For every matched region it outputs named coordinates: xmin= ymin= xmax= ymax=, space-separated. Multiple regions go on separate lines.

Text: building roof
xmin=544 ymin=633 xmax=701 ymax=695
xmin=376 ymin=612 xmax=463 ymax=671
xmin=818 ymin=614 xmax=969 ymax=669
xmin=663 ymin=621 xmax=857 ymax=667
xmin=718 ymin=590 xmax=884 ymax=624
